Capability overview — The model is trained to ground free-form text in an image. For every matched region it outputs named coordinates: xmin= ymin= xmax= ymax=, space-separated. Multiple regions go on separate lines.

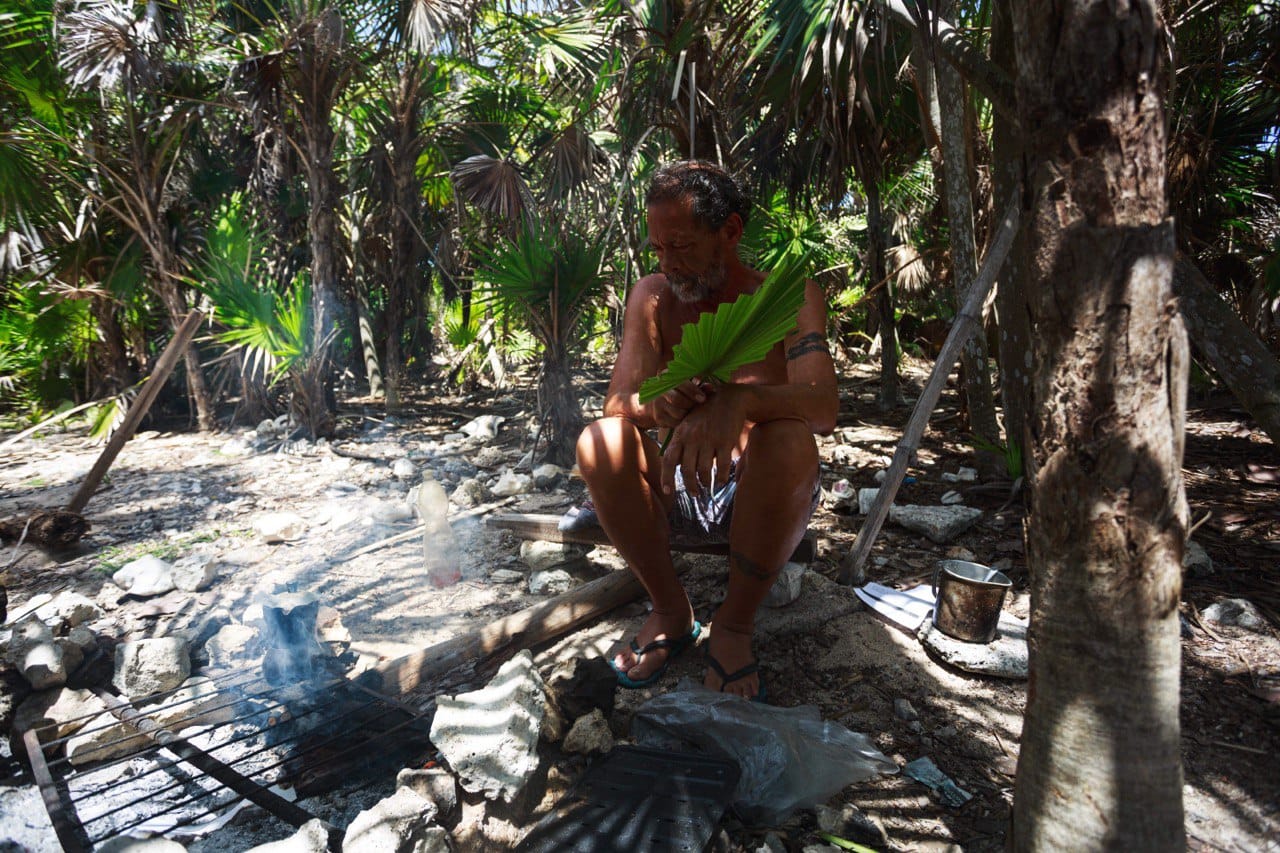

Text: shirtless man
xmin=575 ymin=161 xmax=838 ymax=699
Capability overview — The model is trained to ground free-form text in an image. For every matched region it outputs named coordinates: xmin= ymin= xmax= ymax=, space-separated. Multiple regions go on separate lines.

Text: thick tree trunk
xmin=887 ymin=0 xmax=1277 ymax=451
xmin=934 ymin=13 xmax=1001 ymax=477
xmin=989 ymin=0 xmax=1032 ymax=461
xmin=156 ymin=269 xmax=215 ymax=432
xmin=1012 ymin=3 xmax=1187 ymax=850
xmin=539 ymin=348 xmax=582 ymax=467
xmin=91 ymin=294 xmax=133 ymax=397
xmin=299 ymin=124 xmax=340 ymax=439
xmin=385 ymin=60 xmax=425 ymax=413
xmin=1173 ymin=257 xmax=1280 ymax=445
xmin=288 ymin=7 xmax=347 ymax=439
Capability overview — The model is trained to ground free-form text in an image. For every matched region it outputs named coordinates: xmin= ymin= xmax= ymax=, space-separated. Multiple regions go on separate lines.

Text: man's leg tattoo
xmin=731 ymin=550 xmax=778 ymax=581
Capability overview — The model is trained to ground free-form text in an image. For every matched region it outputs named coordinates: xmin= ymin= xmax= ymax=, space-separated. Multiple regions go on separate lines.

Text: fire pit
xmin=13 ymin=613 xmax=434 ymax=851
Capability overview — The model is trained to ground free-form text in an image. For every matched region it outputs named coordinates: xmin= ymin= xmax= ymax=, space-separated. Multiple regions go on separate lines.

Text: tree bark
xmin=355 ymin=288 xmax=384 ymax=400
xmin=1173 ymin=257 xmax=1280 ymax=445
xmin=90 ymin=294 xmax=133 ymax=397
xmin=1012 ymin=2 xmax=1186 ymax=850
xmin=886 ymin=0 xmax=1279 ymax=451
xmin=989 ymin=0 xmax=1032 ymax=462
xmin=290 ymin=6 xmax=346 ymax=439
xmin=298 ymin=146 xmax=340 ymax=438
xmin=539 ymin=347 xmax=583 ymax=467
xmin=156 ymin=270 xmax=215 ymax=432
xmin=384 ymin=59 xmax=426 ymax=413
xmin=934 ymin=9 xmax=1001 ymax=477
xmin=865 ymin=180 xmax=899 ymax=409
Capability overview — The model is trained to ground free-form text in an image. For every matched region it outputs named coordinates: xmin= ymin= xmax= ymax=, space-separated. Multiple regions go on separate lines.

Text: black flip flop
xmin=704 ymin=647 xmax=767 ymax=702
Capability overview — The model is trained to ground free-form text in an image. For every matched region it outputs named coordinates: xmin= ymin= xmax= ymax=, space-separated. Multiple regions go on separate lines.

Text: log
xmin=65 ymin=311 xmax=204 ymax=515
xmin=1173 ymin=257 xmax=1280 ymax=446
xmin=360 ymin=566 xmax=656 ymax=696
xmin=839 ymin=190 xmax=1021 ymax=584
xmin=485 ymin=513 xmax=817 ymax=563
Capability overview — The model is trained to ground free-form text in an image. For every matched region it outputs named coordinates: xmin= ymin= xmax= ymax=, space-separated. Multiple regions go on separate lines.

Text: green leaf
xmin=638 ymin=251 xmax=810 ymax=404
xmin=819 ymin=832 xmax=880 ymax=853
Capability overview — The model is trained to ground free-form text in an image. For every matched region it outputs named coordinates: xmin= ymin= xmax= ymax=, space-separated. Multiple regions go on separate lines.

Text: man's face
xmin=646 ymin=197 xmax=730 ymax=304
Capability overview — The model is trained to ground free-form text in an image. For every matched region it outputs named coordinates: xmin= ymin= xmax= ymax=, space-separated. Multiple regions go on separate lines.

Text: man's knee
xmin=743 ymin=420 xmax=819 ymax=489
xmin=576 ymin=416 xmax=643 ymax=483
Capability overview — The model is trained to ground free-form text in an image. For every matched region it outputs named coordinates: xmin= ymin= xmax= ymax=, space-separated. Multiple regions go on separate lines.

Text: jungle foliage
xmin=0 ymin=0 xmax=1275 ymax=455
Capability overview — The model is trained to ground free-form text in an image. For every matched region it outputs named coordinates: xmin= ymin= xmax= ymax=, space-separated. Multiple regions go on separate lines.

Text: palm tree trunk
xmin=355 ymin=288 xmax=384 ymax=399
xmin=990 ymin=0 xmax=1032 ymax=461
xmin=385 ymin=59 xmax=426 ymax=413
xmin=934 ymin=8 xmax=1001 ymax=477
xmin=866 ymin=179 xmax=898 ymax=410
xmin=299 ymin=126 xmax=340 ymax=438
xmin=154 ymin=253 xmax=215 ymax=431
xmin=1012 ymin=2 xmax=1186 ymax=849
xmin=540 ymin=346 xmax=582 ymax=466
xmin=91 ymin=294 xmax=133 ymax=396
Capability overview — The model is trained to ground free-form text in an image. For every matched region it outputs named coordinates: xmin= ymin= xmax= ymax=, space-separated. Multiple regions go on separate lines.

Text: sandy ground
xmin=1 ymin=361 xmax=1276 ymax=851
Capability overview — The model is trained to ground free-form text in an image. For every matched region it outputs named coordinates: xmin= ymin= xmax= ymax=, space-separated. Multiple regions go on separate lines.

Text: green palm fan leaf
xmin=639 ymin=250 xmax=810 ymax=404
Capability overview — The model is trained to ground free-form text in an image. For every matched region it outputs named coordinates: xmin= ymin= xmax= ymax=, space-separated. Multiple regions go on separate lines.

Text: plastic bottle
xmin=417 ymin=473 xmax=462 ymax=588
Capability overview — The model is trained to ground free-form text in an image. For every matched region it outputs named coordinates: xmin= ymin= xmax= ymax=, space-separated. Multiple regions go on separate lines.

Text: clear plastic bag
xmin=631 ymin=683 xmax=898 ymax=825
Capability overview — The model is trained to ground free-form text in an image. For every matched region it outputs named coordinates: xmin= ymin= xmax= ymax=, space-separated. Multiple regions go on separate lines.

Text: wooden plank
xmin=484 ymin=513 xmax=817 ymax=563
xmin=362 ymin=566 xmax=651 ymax=696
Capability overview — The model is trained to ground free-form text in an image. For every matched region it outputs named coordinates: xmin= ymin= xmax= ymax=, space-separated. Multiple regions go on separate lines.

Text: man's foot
xmin=612 ymin=609 xmax=698 ymax=687
xmin=703 ymin=624 xmax=763 ymax=699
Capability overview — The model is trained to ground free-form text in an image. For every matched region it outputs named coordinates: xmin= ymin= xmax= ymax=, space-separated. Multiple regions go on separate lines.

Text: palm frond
xmin=403 ymin=0 xmax=468 ymax=53
xmin=521 ymin=8 xmax=612 ymax=83
xmin=191 ymin=196 xmax=310 ymax=384
xmin=86 ymin=386 xmax=132 ymax=442
xmin=639 ymin=250 xmax=811 ymax=402
xmin=544 ymin=123 xmax=610 ymax=202
xmin=58 ymin=0 xmax=159 ymax=92
xmin=451 ymin=154 xmax=533 ymax=221
xmin=474 ymin=221 xmax=608 ymax=348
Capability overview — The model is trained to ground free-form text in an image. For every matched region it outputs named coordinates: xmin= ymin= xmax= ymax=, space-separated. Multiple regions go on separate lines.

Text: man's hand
xmin=661 ymin=386 xmax=746 ymax=497
xmin=650 ymin=379 xmax=709 ymax=429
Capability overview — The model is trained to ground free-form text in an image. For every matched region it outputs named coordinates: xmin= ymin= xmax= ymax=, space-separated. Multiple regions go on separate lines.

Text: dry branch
xmin=65 ymin=311 xmax=205 ymax=516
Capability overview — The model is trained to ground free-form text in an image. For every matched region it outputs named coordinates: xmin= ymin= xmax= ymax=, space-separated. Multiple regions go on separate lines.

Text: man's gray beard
xmin=667 ymin=260 xmax=726 ymax=304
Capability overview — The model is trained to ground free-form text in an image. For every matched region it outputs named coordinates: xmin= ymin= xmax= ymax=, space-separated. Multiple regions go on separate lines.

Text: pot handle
xmin=932 ymin=562 xmax=941 ymax=598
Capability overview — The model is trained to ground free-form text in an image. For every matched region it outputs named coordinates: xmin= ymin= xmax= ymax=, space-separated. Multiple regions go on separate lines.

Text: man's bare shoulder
xmin=632 ymin=273 xmax=669 ymax=303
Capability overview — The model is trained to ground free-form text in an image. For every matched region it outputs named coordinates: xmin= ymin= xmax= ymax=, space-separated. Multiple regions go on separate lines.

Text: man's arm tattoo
xmin=786 ymin=332 xmax=830 ymax=361
xmin=731 ymin=550 xmax=779 ymax=581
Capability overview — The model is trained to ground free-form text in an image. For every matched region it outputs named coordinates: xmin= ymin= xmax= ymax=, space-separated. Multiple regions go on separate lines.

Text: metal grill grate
xmin=12 ymin=665 xmax=434 ymax=851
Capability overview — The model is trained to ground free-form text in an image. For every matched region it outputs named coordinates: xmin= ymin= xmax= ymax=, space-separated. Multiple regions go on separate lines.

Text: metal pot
xmin=932 ymin=560 xmax=1012 ymax=644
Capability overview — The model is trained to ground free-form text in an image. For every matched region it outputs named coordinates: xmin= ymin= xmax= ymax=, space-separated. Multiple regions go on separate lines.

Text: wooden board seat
xmin=484 ymin=513 xmax=816 ymax=564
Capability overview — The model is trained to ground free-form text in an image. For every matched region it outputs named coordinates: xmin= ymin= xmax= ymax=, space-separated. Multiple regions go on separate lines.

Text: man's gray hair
xmin=645 ymin=161 xmax=749 ymax=230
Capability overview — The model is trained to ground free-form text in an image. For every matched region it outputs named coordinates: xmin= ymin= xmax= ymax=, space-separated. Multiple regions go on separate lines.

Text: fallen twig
xmin=0 ymin=399 xmax=104 ymax=449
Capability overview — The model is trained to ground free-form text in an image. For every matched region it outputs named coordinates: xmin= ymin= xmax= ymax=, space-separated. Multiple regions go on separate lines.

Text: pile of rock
xmin=1 ymin=591 xmax=106 ymax=709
